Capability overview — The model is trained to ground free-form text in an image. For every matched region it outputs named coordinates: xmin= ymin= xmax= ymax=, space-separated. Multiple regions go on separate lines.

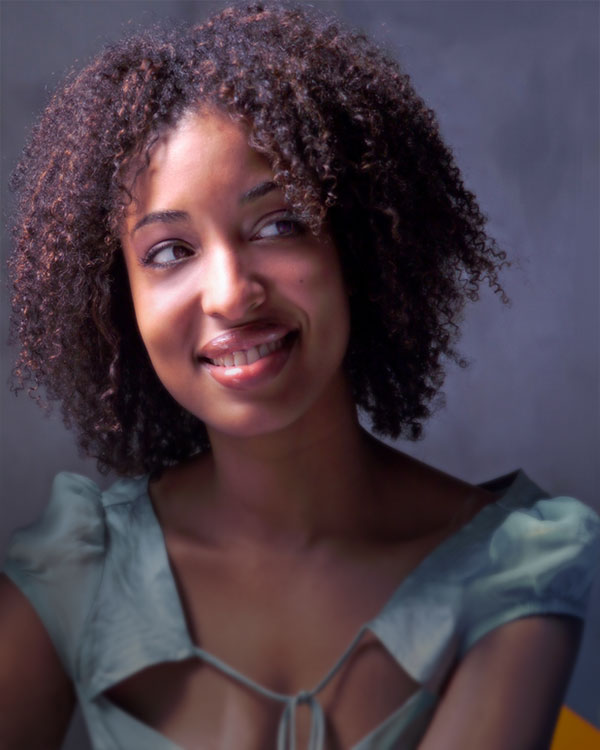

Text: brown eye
xmin=144 ymin=242 xmax=195 ymax=267
xmin=254 ymin=217 xmax=303 ymax=239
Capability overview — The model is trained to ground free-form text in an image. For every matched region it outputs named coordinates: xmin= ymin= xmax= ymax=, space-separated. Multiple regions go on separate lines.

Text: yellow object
xmin=551 ymin=706 xmax=600 ymax=750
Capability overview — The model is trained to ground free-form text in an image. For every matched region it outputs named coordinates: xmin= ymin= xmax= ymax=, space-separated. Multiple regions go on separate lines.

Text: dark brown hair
xmin=9 ymin=2 xmax=507 ymax=475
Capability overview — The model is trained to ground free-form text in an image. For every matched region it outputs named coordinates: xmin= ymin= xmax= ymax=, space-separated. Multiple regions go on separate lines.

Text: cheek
xmin=291 ymin=256 xmax=351 ymax=349
xmin=129 ymin=280 xmax=194 ymax=362
xmin=271 ymin=247 xmax=347 ymax=299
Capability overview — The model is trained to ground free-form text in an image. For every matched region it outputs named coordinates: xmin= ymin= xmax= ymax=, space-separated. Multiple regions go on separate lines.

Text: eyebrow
xmin=131 ymin=181 xmax=279 ymax=235
xmin=131 ymin=209 xmax=189 ymax=235
xmin=239 ymin=180 xmax=278 ymax=204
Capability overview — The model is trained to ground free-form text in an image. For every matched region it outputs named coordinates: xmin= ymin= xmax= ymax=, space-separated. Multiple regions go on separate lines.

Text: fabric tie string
xmin=192 ymin=625 xmax=368 ymax=750
xmin=276 ymin=690 xmax=326 ymax=750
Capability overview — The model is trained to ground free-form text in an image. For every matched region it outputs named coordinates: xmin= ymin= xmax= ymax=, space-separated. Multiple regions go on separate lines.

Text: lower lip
xmin=202 ymin=335 xmax=296 ymax=390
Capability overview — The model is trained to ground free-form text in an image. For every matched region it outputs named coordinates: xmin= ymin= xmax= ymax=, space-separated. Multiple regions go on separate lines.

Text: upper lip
xmin=197 ymin=322 xmax=296 ymax=361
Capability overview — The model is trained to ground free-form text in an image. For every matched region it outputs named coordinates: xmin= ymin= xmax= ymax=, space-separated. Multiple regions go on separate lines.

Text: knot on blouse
xmin=277 ymin=690 xmax=325 ymax=750
xmin=192 ymin=626 xmax=368 ymax=750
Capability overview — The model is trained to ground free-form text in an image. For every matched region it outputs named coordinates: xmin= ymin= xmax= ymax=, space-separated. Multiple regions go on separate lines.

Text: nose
xmin=200 ymin=242 xmax=266 ymax=321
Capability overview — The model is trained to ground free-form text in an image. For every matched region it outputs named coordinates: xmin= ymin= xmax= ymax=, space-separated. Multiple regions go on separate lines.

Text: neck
xmin=202 ymin=382 xmax=385 ymax=549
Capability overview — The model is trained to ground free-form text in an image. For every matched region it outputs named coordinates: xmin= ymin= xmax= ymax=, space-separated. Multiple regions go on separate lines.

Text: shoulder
xmin=366 ymin=441 xmax=498 ymax=541
xmin=459 ymin=470 xmax=600 ymax=652
xmin=371 ymin=463 xmax=598 ymax=682
xmin=370 ymin=447 xmax=599 ymax=608
xmin=4 ymin=472 xmax=105 ymax=567
xmin=414 ymin=471 xmax=598 ymax=748
xmin=2 ymin=471 xmax=149 ymax=675
xmin=4 ymin=472 xmax=106 ymax=589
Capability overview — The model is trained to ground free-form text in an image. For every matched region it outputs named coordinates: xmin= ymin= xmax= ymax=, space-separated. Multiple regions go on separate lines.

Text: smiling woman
xmin=1 ymin=3 xmax=599 ymax=750
xmin=121 ymin=111 xmax=350 ymax=428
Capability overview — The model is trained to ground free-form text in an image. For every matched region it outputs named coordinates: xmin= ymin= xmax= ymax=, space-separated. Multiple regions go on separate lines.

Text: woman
xmin=1 ymin=3 xmax=598 ymax=749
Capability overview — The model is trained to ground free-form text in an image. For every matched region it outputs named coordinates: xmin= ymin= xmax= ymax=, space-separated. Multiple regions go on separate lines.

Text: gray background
xmin=1 ymin=1 xmax=598 ymax=747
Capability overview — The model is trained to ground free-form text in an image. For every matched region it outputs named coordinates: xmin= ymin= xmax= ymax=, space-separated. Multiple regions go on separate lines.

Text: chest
xmin=106 ymin=539 xmax=433 ymax=750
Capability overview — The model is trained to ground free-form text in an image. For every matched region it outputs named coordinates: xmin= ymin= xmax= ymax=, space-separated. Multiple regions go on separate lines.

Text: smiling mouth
xmin=199 ymin=331 xmax=297 ymax=368
xmin=204 ymin=335 xmax=289 ymax=367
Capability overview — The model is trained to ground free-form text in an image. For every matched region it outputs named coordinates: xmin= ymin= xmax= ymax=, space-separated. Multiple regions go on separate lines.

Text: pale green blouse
xmin=3 ymin=470 xmax=599 ymax=750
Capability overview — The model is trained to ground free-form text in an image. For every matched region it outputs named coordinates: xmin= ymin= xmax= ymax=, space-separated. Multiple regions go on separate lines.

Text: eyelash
xmin=141 ymin=213 xmax=305 ymax=268
xmin=141 ymin=242 xmax=193 ymax=268
xmin=252 ymin=212 xmax=305 ymax=240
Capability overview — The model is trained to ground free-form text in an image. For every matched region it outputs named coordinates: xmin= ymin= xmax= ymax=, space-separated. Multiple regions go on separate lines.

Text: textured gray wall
xmin=1 ymin=1 xmax=598 ymax=746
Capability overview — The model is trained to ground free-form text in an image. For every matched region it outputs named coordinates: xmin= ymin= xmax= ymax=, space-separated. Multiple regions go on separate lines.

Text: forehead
xmin=123 ymin=110 xmax=274 ymax=221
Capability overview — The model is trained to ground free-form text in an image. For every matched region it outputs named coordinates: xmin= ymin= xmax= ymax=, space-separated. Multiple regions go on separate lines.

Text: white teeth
xmin=209 ymin=335 xmax=290 ymax=367
xmin=246 ymin=346 xmax=260 ymax=365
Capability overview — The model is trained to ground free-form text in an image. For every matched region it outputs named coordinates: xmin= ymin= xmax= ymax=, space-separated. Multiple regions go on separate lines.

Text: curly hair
xmin=9 ymin=1 xmax=507 ymax=476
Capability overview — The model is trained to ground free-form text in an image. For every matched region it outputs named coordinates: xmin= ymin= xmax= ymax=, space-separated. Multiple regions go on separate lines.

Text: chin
xmin=202 ymin=402 xmax=310 ymax=443
xmin=160 ymin=360 xmax=351 ymax=445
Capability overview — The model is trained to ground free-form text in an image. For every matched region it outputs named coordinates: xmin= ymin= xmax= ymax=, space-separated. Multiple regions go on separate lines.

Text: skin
xmin=0 ymin=110 xmax=581 ymax=750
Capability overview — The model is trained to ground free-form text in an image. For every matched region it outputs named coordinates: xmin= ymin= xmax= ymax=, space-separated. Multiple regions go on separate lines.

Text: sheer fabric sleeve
xmin=460 ymin=495 xmax=600 ymax=653
xmin=3 ymin=472 xmax=106 ymax=675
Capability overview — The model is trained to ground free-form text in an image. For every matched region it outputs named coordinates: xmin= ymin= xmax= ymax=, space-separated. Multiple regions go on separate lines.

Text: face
xmin=121 ymin=110 xmax=351 ymax=440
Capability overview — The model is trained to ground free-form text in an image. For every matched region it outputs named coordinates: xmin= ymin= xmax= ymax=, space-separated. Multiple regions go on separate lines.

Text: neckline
xmin=80 ymin=467 xmax=538 ymax=701
xmin=139 ymin=468 xmax=532 ymax=677
xmin=80 ymin=468 xmax=541 ymax=749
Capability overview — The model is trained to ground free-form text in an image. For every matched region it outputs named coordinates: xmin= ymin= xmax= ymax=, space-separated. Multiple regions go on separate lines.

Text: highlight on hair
xmin=9 ymin=2 xmax=507 ymax=475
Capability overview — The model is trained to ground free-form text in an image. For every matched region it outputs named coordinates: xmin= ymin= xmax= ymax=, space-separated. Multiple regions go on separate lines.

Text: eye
xmin=142 ymin=241 xmax=195 ymax=267
xmin=252 ymin=214 xmax=305 ymax=240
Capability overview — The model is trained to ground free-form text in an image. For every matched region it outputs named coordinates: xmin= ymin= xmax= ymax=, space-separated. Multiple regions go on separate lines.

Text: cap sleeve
xmin=461 ymin=495 xmax=600 ymax=653
xmin=3 ymin=472 xmax=106 ymax=675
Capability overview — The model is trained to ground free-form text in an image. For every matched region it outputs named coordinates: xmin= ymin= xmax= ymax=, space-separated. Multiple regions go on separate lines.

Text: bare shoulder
xmin=0 ymin=573 xmax=75 ymax=750
xmin=418 ymin=614 xmax=581 ymax=750
xmin=366 ymin=435 xmax=496 ymax=541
